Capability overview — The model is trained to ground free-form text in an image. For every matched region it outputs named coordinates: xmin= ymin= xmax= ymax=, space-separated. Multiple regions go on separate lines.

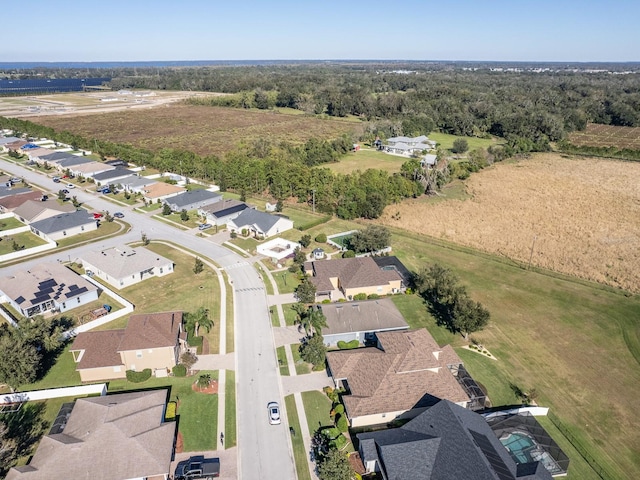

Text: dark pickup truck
xmin=174 ymin=456 xmax=220 ymax=479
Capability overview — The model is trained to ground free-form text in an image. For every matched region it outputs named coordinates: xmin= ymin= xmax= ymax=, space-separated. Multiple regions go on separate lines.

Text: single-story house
xmin=0 ymin=263 xmax=99 ymax=318
xmin=0 ymin=186 xmax=32 ymax=198
xmin=0 ymin=190 xmax=43 ymax=213
xmin=383 ymin=135 xmax=436 ymax=156
xmin=256 ymin=237 xmax=302 ymax=261
xmin=13 ymin=199 xmax=76 ymax=224
xmin=69 ymin=161 xmax=115 ymax=178
xmin=25 ymin=147 xmax=55 ymax=162
xmin=92 ymin=167 xmax=135 ymax=187
xmin=227 ymin=209 xmax=294 ymax=238
xmin=316 ymin=298 xmax=409 ymax=347
xmin=119 ymin=175 xmax=157 ymax=194
xmin=6 ymin=390 xmax=176 ymax=480
xmin=163 ymin=189 xmax=222 ymax=212
xmin=4 ymin=139 xmax=28 ymax=151
xmin=70 ymin=311 xmax=186 ymax=382
xmin=39 ymin=151 xmax=77 ymax=163
xmin=80 ymin=245 xmax=174 ymax=290
xmin=0 ymin=136 xmax=21 ymax=151
xmin=422 ymin=153 xmax=438 ymax=166
xmin=54 ymin=155 xmax=93 ymax=170
xmin=198 ymin=199 xmax=250 ymax=226
xmin=30 ymin=210 xmax=98 ymax=242
xmin=141 ymin=182 xmax=185 ymax=202
xmin=325 ymin=328 xmax=470 ymax=427
xmin=357 ymin=399 xmax=554 ymax=480
xmin=304 ymin=256 xmax=405 ymax=301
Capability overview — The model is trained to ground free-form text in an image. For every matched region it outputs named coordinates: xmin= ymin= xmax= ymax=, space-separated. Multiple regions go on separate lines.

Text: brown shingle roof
xmin=309 ymin=257 xmax=402 ymax=292
xmin=6 ymin=390 xmax=175 ymax=480
xmin=0 ymin=190 xmax=43 ymax=210
xmin=142 ymin=182 xmax=185 ymax=199
xmin=117 ymin=311 xmax=182 ymax=351
xmin=326 ymin=329 xmax=469 ymax=419
xmin=71 ymin=330 xmax=125 ymax=369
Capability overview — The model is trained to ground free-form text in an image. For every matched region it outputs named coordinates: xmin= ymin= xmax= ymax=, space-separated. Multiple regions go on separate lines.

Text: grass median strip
xmin=285 ymin=394 xmax=312 ymax=480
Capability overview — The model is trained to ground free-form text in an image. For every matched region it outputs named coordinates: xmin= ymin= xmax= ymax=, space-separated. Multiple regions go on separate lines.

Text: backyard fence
xmin=547 ymin=411 xmax=612 ymax=480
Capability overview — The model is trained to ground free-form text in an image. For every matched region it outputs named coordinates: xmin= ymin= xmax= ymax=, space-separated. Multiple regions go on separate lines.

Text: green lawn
xmin=285 ymin=394 xmax=312 ymax=480
xmin=228 ymin=235 xmax=259 ymax=254
xmin=0 ymin=217 xmax=25 ymax=231
xmin=292 ymin=344 xmax=312 ymax=375
xmin=19 ymin=345 xmax=81 ymax=391
xmin=0 ymin=231 xmax=48 ymax=254
xmin=273 ymin=271 xmax=298 ymax=295
xmin=280 ymin=205 xmax=330 ymax=230
xmin=153 ymin=211 xmax=200 ymax=229
xmin=390 ymin=294 xmax=458 ymax=347
xmin=256 ymin=263 xmax=274 ymax=295
xmin=282 ymin=303 xmax=300 ymax=326
xmin=225 ymin=370 xmax=236 ymax=448
xmin=91 ymin=243 xmax=223 ymax=353
xmin=325 ymin=148 xmax=409 ymax=175
xmin=277 ymin=346 xmax=290 ymax=376
xmin=56 ymin=219 xmax=123 ymax=248
xmin=109 ymin=371 xmax=218 ymax=451
xmin=224 ymin=273 xmax=235 ymax=354
xmin=301 ymin=390 xmax=334 ymax=435
xmin=139 ymin=202 xmax=162 ymax=212
xmin=428 ymin=132 xmax=503 ymax=151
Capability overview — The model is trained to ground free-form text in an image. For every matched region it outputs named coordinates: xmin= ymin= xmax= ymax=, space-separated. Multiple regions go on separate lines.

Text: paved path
xmin=273 ymin=326 xmax=305 ymax=347
xmin=268 ymin=293 xmax=298 ymax=306
xmin=281 ymin=372 xmax=332 ymax=396
xmin=193 ymin=353 xmax=235 ymax=371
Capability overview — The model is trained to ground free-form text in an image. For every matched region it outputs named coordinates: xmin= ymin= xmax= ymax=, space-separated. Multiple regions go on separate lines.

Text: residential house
xmin=316 ymin=298 xmax=409 ymax=347
xmin=384 ymin=135 xmax=437 ymax=157
xmin=304 ymin=256 xmax=405 ymax=301
xmin=4 ymin=139 xmax=28 ymax=151
xmin=70 ymin=311 xmax=186 ymax=382
xmin=0 ymin=136 xmax=21 ymax=151
xmin=119 ymin=175 xmax=157 ymax=194
xmin=163 ymin=189 xmax=222 ymax=212
xmin=422 ymin=153 xmax=438 ymax=167
xmin=141 ymin=182 xmax=185 ymax=203
xmin=54 ymin=155 xmax=92 ymax=171
xmin=26 ymin=147 xmax=56 ymax=163
xmin=92 ymin=167 xmax=135 ymax=187
xmin=39 ymin=151 xmax=77 ymax=164
xmin=198 ymin=198 xmax=249 ymax=226
xmin=357 ymin=399 xmax=555 ymax=480
xmin=0 ymin=190 xmax=43 ymax=213
xmin=0 ymin=263 xmax=99 ymax=318
xmin=227 ymin=208 xmax=294 ymax=238
xmin=0 ymin=186 xmax=33 ymax=198
xmin=80 ymin=245 xmax=174 ymax=290
xmin=325 ymin=328 xmax=470 ymax=427
xmin=6 ymin=390 xmax=176 ymax=480
xmin=13 ymin=199 xmax=75 ymax=224
xmin=69 ymin=161 xmax=115 ymax=178
xmin=30 ymin=210 xmax=98 ymax=242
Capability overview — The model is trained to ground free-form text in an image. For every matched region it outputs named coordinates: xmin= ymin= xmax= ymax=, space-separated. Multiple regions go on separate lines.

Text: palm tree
xmin=185 ymin=307 xmax=213 ymax=337
xmin=307 ymin=307 xmax=327 ymax=336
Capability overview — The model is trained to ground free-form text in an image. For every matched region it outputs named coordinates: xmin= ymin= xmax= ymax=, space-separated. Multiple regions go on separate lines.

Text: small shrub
xmin=126 ymin=368 xmax=152 ymax=383
xmin=230 ymin=231 xmax=237 ymax=239
xmin=321 ymin=299 xmax=331 ymax=304
xmin=165 ymin=401 xmax=177 ymax=420
xmin=331 ymin=433 xmax=348 ymax=450
xmin=337 ymin=340 xmax=360 ymax=350
xmin=172 ymin=364 xmax=187 ymax=377
xmin=367 ymin=293 xmax=380 ymax=300
xmin=333 ymin=404 xmax=345 ymax=415
xmin=405 ymin=287 xmax=414 ymax=295
xmin=353 ymin=293 xmax=367 ymax=301
xmin=336 ymin=414 xmax=349 ymax=432
xmin=342 ymin=250 xmax=356 ymax=258
xmin=337 ymin=298 xmax=346 ymax=303
xmin=315 ymin=233 xmax=327 ymax=243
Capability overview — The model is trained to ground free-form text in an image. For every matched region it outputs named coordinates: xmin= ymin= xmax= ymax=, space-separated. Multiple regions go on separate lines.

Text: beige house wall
xmin=343 ymin=281 xmax=401 ymax=299
xmin=78 ymin=365 xmax=126 ymax=383
xmin=121 ymin=346 xmax=178 ymax=372
xmin=42 ymin=222 xmax=98 ymax=241
xmin=82 ymin=261 xmax=173 ymax=290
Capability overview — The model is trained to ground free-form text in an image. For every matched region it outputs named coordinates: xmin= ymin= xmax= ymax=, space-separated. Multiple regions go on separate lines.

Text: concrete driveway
xmin=171 ymin=448 xmax=237 ymax=480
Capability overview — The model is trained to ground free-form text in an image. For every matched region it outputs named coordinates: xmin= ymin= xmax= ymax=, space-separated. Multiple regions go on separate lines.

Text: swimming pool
xmin=500 ymin=431 xmax=537 ymax=464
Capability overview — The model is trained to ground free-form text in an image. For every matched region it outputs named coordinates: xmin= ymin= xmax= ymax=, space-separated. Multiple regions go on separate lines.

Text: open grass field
xmin=428 ymin=132 xmax=503 ymax=151
xmin=0 ymin=231 xmax=48 ymax=254
xmin=29 ymin=103 xmax=360 ymax=157
xmin=325 ymin=148 xmax=408 ymax=174
xmin=0 ymin=216 xmax=25 ymax=231
xmin=379 ymin=153 xmax=640 ymax=293
xmin=568 ymin=123 xmax=640 ymax=150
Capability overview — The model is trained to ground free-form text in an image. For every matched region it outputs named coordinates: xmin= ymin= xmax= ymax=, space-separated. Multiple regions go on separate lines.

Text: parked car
xmin=61 ymin=189 xmax=69 ymax=194
xmin=267 ymin=401 xmax=281 ymax=425
xmin=52 ymin=176 xmax=61 ymax=183
xmin=174 ymin=455 xmax=220 ymax=480
xmin=98 ymin=187 xmax=111 ymax=194
xmin=113 ymin=212 xmax=125 ymax=218
xmin=10 ymin=177 xmax=21 ymax=184
xmin=92 ymin=212 xmax=103 ymax=219
xmin=66 ymin=183 xmax=75 ymax=189
xmin=198 ymin=223 xmax=213 ymax=231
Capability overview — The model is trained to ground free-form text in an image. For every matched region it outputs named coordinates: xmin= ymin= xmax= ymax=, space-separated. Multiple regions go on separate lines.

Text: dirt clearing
xmin=380 ymin=153 xmax=640 ymax=292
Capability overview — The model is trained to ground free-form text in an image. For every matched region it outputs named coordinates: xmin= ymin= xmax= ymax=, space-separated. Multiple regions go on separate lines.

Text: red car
xmin=92 ymin=212 xmax=103 ymax=219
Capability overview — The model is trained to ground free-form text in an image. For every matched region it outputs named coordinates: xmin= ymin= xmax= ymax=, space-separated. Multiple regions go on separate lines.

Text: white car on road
xmin=267 ymin=402 xmax=281 ymax=425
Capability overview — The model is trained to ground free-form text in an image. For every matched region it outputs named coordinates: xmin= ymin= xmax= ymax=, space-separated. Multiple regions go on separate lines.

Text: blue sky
xmin=3 ymin=0 xmax=639 ymax=62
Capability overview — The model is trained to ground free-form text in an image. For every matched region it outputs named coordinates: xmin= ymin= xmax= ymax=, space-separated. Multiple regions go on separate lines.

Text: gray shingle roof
xmin=92 ymin=168 xmax=135 ymax=182
xmin=55 ymin=156 xmax=92 ymax=168
xmin=200 ymin=198 xmax=248 ymax=217
xmin=40 ymin=151 xmax=77 ymax=162
xmin=230 ymin=208 xmax=282 ymax=233
xmin=166 ymin=189 xmax=221 ymax=208
xmin=357 ymin=400 xmax=552 ymax=480
xmin=30 ymin=210 xmax=96 ymax=234
xmin=319 ymin=298 xmax=408 ymax=336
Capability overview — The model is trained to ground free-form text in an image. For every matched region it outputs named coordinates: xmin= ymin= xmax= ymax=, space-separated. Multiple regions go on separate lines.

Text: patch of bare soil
xmin=192 ymin=378 xmax=218 ymax=395
xmin=380 ymin=153 xmax=640 ymax=292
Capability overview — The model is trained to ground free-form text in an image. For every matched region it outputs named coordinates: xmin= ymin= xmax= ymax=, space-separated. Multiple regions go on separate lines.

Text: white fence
xmin=0 ymin=383 xmax=107 ymax=404
xmin=482 ymin=406 xmax=550 ymax=419
xmin=0 ymin=236 xmax=57 ymax=263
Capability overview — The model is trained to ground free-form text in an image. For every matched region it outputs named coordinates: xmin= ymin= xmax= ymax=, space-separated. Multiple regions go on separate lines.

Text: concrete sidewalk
xmin=273 ymin=326 xmax=305 ymax=347
xmin=268 ymin=293 xmax=297 ymax=306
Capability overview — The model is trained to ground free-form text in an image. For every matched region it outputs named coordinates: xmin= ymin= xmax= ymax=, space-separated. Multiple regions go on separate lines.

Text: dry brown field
xmin=568 ymin=123 xmax=640 ymax=149
xmin=379 ymin=153 xmax=640 ymax=293
xmin=28 ymin=103 xmax=359 ymax=157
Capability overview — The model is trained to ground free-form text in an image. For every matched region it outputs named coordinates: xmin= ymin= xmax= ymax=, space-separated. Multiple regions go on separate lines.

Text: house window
xmin=62 ymin=302 xmax=66 ymax=309
xmin=63 ymin=231 xmax=67 ymax=236
xmin=159 ymin=267 xmax=163 ymax=274
xmin=77 ymin=297 xmax=81 ymax=303
xmin=120 ymin=280 xmax=124 ymax=286
xmin=136 ymin=351 xmax=142 ymax=358
xmin=81 ymin=226 xmax=85 ymax=231
xmin=132 ymin=275 xmax=135 ymax=279
xmin=113 ymin=366 xmax=121 ymax=372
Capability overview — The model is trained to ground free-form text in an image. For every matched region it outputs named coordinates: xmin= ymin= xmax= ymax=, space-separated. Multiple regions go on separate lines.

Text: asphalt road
xmin=0 ymin=160 xmax=297 ymax=480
